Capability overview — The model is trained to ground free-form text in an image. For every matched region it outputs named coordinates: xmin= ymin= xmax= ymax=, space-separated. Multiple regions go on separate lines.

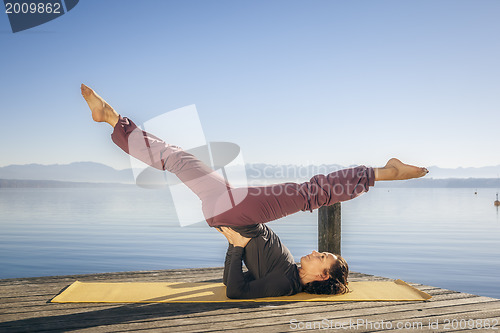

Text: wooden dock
xmin=1 ymin=268 xmax=499 ymax=332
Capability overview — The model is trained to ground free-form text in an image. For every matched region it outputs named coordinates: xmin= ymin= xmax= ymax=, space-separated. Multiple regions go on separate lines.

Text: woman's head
xmin=299 ymin=250 xmax=349 ymax=295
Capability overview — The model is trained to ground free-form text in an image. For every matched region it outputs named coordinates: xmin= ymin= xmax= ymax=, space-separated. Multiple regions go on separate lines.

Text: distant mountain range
xmin=0 ymin=161 xmax=499 ymax=188
xmin=0 ymin=178 xmax=132 ymax=188
xmin=0 ymin=162 xmax=135 ymax=184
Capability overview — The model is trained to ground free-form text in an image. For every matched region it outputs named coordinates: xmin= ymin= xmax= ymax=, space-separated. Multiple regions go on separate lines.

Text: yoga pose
xmin=81 ymin=84 xmax=429 ymax=299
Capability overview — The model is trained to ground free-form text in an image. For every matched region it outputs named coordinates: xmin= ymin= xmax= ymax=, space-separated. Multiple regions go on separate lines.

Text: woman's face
xmin=300 ymin=250 xmax=337 ymax=280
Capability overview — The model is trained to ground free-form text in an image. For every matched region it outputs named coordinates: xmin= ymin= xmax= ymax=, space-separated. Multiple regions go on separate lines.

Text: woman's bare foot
xmin=374 ymin=158 xmax=429 ymax=181
xmin=81 ymin=84 xmax=119 ymax=127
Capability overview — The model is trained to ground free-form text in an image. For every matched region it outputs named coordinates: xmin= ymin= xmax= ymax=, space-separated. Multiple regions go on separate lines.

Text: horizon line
xmin=1 ymin=160 xmax=500 ymax=171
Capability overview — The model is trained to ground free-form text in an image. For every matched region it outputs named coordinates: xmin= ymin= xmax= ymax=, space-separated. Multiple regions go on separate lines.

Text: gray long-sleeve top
xmin=222 ymin=224 xmax=302 ymax=299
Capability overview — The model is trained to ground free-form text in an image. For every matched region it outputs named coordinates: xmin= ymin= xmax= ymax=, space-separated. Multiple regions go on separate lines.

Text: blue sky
xmin=1 ymin=0 xmax=499 ymax=170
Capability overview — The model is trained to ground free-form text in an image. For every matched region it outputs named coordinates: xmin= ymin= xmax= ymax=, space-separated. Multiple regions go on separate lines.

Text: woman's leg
xmin=210 ymin=165 xmax=374 ymax=226
xmin=81 ymin=84 xmax=230 ymax=206
xmin=111 ymin=116 xmax=230 ymax=202
xmin=211 ymin=160 xmax=428 ymax=227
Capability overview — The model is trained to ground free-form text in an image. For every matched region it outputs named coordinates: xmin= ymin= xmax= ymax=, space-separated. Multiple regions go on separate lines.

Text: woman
xmin=81 ymin=84 xmax=429 ymax=299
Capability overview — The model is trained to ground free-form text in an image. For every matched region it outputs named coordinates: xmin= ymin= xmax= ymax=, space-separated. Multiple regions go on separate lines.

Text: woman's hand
xmin=216 ymin=226 xmax=252 ymax=248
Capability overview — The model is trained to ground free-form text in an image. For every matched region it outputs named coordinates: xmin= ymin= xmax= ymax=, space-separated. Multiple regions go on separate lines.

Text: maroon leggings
xmin=111 ymin=116 xmax=375 ymax=227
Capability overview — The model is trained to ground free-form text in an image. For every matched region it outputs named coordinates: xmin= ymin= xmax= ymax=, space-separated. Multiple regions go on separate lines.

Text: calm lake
xmin=1 ymin=187 xmax=499 ymax=298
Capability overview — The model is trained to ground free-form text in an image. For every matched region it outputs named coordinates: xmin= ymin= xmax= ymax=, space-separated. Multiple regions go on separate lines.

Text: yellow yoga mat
xmin=51 ymin=280 xmax=431 ymax=303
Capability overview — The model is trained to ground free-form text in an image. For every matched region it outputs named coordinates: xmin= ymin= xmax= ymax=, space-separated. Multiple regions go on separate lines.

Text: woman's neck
xmin=298 ymin=267 xmax=315 ymax=285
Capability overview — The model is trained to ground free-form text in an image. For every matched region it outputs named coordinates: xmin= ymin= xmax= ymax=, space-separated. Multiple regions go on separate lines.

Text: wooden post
xmin=318 ymin=203 xmax=341 ymax=255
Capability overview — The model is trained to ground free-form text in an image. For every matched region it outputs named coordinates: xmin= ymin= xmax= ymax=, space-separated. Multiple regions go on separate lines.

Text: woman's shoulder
xmin=287 ymin=263 xmax=303 ymax=294
xmin=254 ymin=269 xmax=297 ymax=297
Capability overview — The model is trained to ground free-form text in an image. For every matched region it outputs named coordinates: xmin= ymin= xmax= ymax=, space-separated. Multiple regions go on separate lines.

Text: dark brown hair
xmin=302 ymin=254 xmax=349 ymax=295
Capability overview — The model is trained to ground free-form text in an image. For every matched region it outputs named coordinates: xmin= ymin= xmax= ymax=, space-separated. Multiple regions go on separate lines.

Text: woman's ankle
xmin=107 ymin=113 xmax=119 ymax=128
xmin=374 ymin=166 xmax=397 ymax=181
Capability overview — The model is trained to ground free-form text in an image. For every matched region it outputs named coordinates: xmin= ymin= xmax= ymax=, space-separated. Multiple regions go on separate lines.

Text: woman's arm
xmin=225 ymin=246 xmax=293 ymax=299
xmin=218 ymin=227 xmax=250 ymax=286
xmin=222 ymin=244 xmax=233 ymax=286
xmin=223 ymin=243 xmax=254 ymax=286
xmin=217 ymin=227 xmax=293 ymax=299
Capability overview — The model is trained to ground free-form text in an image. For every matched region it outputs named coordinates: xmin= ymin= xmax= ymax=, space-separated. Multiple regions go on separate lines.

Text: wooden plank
xmin=0 ymin=288 xmax=467 ymax=322
xmin=366 ymin=308 xmax=500 ymax=333
xmin=0 ymin=278 xmax=455 ymax=317
xmin=0 ymin=268 xmax=498 ymax=333
xmin=58 ymin=298 xmax=499 ymax=333
xmin=1 ymin=291 xmax=493 ymax=332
